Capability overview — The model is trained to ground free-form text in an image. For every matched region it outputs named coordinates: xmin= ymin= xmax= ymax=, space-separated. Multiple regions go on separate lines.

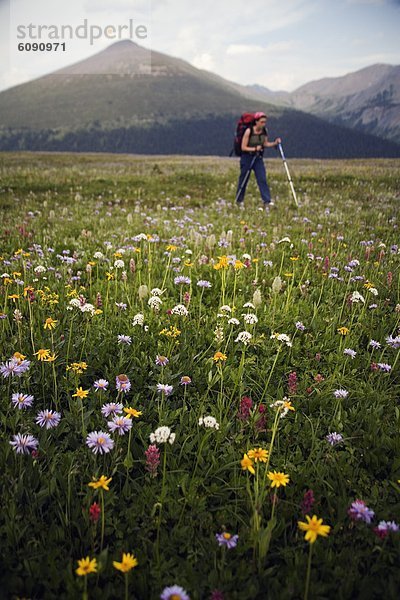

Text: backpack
xmin=230 ymin=112 xmax=267 ymax=157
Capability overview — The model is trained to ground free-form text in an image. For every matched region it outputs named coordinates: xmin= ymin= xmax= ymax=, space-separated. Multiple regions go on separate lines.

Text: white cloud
xmin=192 ymin=52 xmax=216 ymax=71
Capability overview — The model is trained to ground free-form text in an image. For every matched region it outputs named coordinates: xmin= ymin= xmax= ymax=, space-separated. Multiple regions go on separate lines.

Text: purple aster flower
xmin=368 ymin=304 xmax=378 ymax=309
xmin=94 ymin=379 xmax=109 ymax=391
xmin=117 ymin=334 xmax=132 ymax=345
xmin=101 ymin=402 xmax=123 ymax=417
xmin=115 ymin=302 xmax=127 ymax=310
xmin=157 ymin=383 xmax=173 ymax=396
xmin=86 ymin=431 xmax=114 ymax=454
xmin=174 ymin=275 xmax=191 ymax=285
xmin=374 ymin=520 xmax=399 ymax=539
xmin=369 ymin=339 xmax=381 ymax=349
xmin=155 ymin=355 xmax=169 ymax=366
xmin=1 ymin=357 xmax=30 ymax=378
xmin=116 ymin=374 xmax=131 ymax=393
xmin=377 ymin=363 xmax=392 ymax=372
xmin=343 ymin=348 xmax=357 ymax=359
xmin=295 ymin=321 xmax=305 ymax=331
xmin=180 ymin=376 xmax=192 ymax=386
xmin=160 ymin=585 xmax=190 ymax=600
xmin=107 ymin=415 xmax=132 ymax=436
xmin=386 ymin=335 xmax=400 ymax=349
xmin=35 ymin=409 xmax=61 ymax=429
xmin=197 ymin=280 xmax=212 ymax=288
xmin=326 ymin=432 xmax=343 ymax=446
xmin=11 ymin=392 xmax=34 ymax=409
xmin=348 ymin=500 xmax=375 ymax=524
xmin=215 ymin=532 xmax=239 ymax=549
xmin=10 ymin=433 xmax=39 ymax=454
xmin=333 ymin=389 xmax=348 ymax=399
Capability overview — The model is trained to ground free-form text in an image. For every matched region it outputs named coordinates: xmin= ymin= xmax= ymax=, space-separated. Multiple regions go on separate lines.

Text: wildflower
xmin=88 ymin=475 xmax=112 ymax=491
xmin=155 ymin=355 xmax=169 ymax=366
xmin=298 ymin=515 xmax=331 ymax=544
xmin=73 ymin=387 xmax=90 ymax=399
xmin=198 ymin=416 xmax=220 ymax=430
xmin=11 ymin=392 xmax=34 ymax=409
xmin=234 ymin=331 xmax=252 ymax=344
xmin=101 ymin=402 xmax=123 ymax=417
xmin=124 ymin=407 xmax=142 ymax=418
xmin=270 ymin=398 xmax=295 ymax=418
xmin=160 ymin=585 xmax=190 ymax=600
xmin=132 ymin=313 xmax=145 ymax=326
xmin=1 ymin=357 xmax=30 ymax=378
xmin=333 ymin=389 xmax=348 ymax=399
xmin=116 ymin=374 xmax=131 ymax=393
xmin=174 ymin=275 xmax=191 ymax=285
xmin=34 ymin=348 xmax=51 ymax=361
xmin=301 ymin=490 xmax=315 ymax=516
xmin=241 ymin=453 xmax=255 ymax=475
xmin=113 ymin=552 xmax=138 ymax=572
xmin=89 ymin=502 xmax=101 ymax=522
xmin=295 ymin=321 xmax=305 ymax=331
xmin=386 ymin=335 xmax=400 ymax=349
xmin=348 ymin=500 xmax=375 ymax=524
xmin=270 ymin=332 xmax=292 ymax=347
xmin=150 ymin=426 xmax=175 ymax=445
xmin=369 ymin=339 xmax=381 ymax=349
xmin=44 ymin=317 xmax=58 ymax=330
xmin=337 ymin=327 xmax=349 ymax=335
xmin=108 ymin=415 xmax=132 ymax=436
xmin=171 ymin=304 xmax=189 ymax=316
xmin=10 ymin=433 xmax=39 ymax=454
xmin=215 ymin=532 xmax=239 ymax=549
xmin=75 ymin=556 xmax=97 ymax=576
xmin=117 ymin=334 xmax=132 ymax=345
xmin=36 ymin=409 xmax=61 ymax=429
xmin=267 ymin=471 xmax=290 ymax=488
xmin=248 ymin=448 xmax=268 ymax=463
xmin=237 ymin=396 xmax=252 ymax=421
xmin=228 ymin=317 xmax=240 ymax=325
xmin=157 ymin=383 xmax=174 ymax=396
xmin=86 ymin=431 xmax=114 ymax=454
xmin=288 ymin=371 xmax=298 ymax=395
xmin=197 ymin=280 xmax=212 ymax=288
xmin=343 ymin=348 xmax=357 ymax=359
xmin=145 ymin=444 xmax=161 ymax=477
xmin=350 ymin=291 xmax=365 ymax=304
xmin=94 ymin=379 xmax=109 ymax=391
xmin=159 ymin=326 xmax=181 ymax=339
xmin=374 ymin=521 xmax=399 ymax=539
xmin=377 ymin=362 xmax=392 ymax=372
xmin=210 ymin=590 xmax=224 ymax=600
xmin=326 ymin=432 xmax=344 ymax=446
xmin=148 ymin=296 xmax=163 ymax=310
xmin=180 ymin=376 xmax=192 ymax=386
xmin=213 ymin=351 xmax=227 ymax=362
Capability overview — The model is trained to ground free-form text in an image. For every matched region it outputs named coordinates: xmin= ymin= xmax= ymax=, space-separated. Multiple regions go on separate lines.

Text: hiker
xmin=235 ymin=112 xmax=281 ymax=209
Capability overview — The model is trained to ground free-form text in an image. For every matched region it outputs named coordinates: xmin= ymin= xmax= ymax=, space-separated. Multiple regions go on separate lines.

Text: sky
xmin=0 ymin=0 xmax=399 ymax=92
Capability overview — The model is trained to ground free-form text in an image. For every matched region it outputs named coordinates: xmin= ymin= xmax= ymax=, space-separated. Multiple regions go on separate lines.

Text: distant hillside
xmin=246 ymin=64 xmax=400 ymax=145
xmin=0 ymin=41 xmax=399 ymax=157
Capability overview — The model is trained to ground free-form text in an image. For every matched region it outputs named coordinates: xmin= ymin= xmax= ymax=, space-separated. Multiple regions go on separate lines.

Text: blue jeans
xmin=236 ymin=152 xmax=271 ymax=205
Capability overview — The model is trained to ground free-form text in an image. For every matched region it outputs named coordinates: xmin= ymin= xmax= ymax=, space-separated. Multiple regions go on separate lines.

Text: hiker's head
xmin=254 ymin=112 xmax=267 ymax=126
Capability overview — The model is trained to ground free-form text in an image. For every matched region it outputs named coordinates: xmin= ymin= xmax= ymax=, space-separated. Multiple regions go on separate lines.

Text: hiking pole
xmin=235 ymin=150 xmax=261 ymax=204
xmin=276 ymin=142 xmax=298 ymax=207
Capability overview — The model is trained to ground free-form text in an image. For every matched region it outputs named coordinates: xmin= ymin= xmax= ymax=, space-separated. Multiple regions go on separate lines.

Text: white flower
xmin=132 ymin=313 xmax=144 ymax=326
xmin=80 ymin=303 xmax=96 ymax=316
xmin=278 ymin=236 xmax=291 ymax=244
xmin=214 ymin=326 xmax=224 ymax=343
xmin=198 ymin=415 xmax=220 ymax=430
xmin=235 ymin=331 xmax=252 ymax=344
xmin=34 ymin=265 xmax=46 ymax=274
xmin=219 ymin=305 xmax=232 ymax=313
xmin=350 ymin=291 xmax=365 ymax=304
xmin=148 ymin=296 xmax=162 ymax=310
xmin=69 ymin=298 xmax=81 ymax=308
xmin=242 ymin=313 xmax=258 ymax=325
xmin=171 ymin=304 xmax=189 ymax=316
xmin=368 ymin=287 xmax=378 ymax=296
xmin=151 ymin=288 xmax=164 ymax=296
xmin=1 ymin=273 xmax=11 ymax=278
xmin=114 ymin=259 xmax=124 ymax=269
xmin=271 ymin=276 xmax=283 ymax=294
xmin=243 ymin=302 xmax=255 ymax=309
xmin=242 ymin=253 xmax=251 ymax=260
xmin=270 ymin=332 xmax=292 ymax=347
xmin=149 ymin=426 xmax=175 ymax=445
xmin=228 ymin=318 xmax=240 ymax=325
xmin=93 ymin=251 xmax=104 ymax=260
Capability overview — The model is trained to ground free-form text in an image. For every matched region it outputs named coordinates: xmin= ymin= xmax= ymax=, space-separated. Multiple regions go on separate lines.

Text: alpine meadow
xmin=0 ymin=151 xmax=399 ymax=600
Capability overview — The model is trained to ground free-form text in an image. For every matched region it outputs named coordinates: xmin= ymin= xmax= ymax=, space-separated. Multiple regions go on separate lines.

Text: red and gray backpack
xmin=230 ymin=112 xmax=267 ymax=156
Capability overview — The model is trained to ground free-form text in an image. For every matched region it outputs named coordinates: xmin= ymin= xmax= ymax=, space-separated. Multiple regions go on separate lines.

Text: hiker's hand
xmin=275 ymin=138 xmax=281 ymax=146
xmin=256 ymin=145 xmax=263 ymax=152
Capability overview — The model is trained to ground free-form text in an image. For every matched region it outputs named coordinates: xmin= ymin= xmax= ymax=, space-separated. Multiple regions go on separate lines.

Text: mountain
xmin=246 ymin=64 xmax=400 ymax=145
xmin=0 ymin=41 xmax=399 ymax=157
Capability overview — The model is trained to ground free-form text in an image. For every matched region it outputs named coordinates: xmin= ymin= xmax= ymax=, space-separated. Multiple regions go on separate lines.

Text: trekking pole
xmin=235 ymin=150 xmax=260 ymax=204
xmin=276 ymin=142 xmax=298 ymax=207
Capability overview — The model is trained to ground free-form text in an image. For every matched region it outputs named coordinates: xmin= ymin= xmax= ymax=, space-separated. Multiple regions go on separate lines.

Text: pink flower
xmin=145 ymin=444 xmax=160 ymax=477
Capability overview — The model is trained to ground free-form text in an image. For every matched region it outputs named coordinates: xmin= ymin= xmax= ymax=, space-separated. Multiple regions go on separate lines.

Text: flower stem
xmin=304 ymin=542 xmax=313 ymax=600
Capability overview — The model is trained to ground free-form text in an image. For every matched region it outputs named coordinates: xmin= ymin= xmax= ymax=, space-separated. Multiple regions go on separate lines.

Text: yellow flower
xmin=213 ymin=351 xmax=227 ymax=362
xmin=106 ymin=272 xmax=115 ymax=281
xmin=267 ymin=471 xmax=290 ymax=488
xmin=248 ymin=448 xmax=268 ymax=463
xmin=282 ymin=399 xmax=295 ymax=412
xmin=8 ymin=294 xmax=20 ymax=300
xmin=88 ymin=475 xmax=112 ymax=491
xmin=44 ymin=317 xmax=58 ymax=330
xmin=234 ymin=260 xmax=245 ymax=270
xmin=298 ymin=515 xmax=331 ymax=544
xmin=13 ymin=352 xmax=26 ymax=362
xmin=34 ymin=348 xmax=51 ymax=361
xmin=124 ymin=407 xmax=142 ymax=418
xmin=43 ymin=352 xmax=57 ymax=362
xmin=166 ymin=244 xmax=177 ymax=252
xmin=337 ymin=326 xmax=349 ymax=335
xmin=241 ymin=453 xmax=255 ymax=475
xmin=72 ymin=387 xmax=90 ymax=399
xmin=290 ymin=256 xmax=300 ymax=261
xmin=113 ymin=552 xmax=138 ymax=573
xmin=76 ymin=556 xmax=98 ymax=576
xmin=364 ymin=281 xmax=375 ymax=289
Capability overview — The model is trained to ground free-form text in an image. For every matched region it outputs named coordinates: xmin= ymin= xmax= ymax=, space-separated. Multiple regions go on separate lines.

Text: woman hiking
xmin=236 ymin=112 xmax=281 ymax=210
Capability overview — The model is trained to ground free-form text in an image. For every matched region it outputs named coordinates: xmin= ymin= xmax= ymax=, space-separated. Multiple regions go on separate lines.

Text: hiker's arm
xmin=241 ymin=128 xmax=257 ymax=153
xmin=264 ymin=136 xmax=281 ymax=148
